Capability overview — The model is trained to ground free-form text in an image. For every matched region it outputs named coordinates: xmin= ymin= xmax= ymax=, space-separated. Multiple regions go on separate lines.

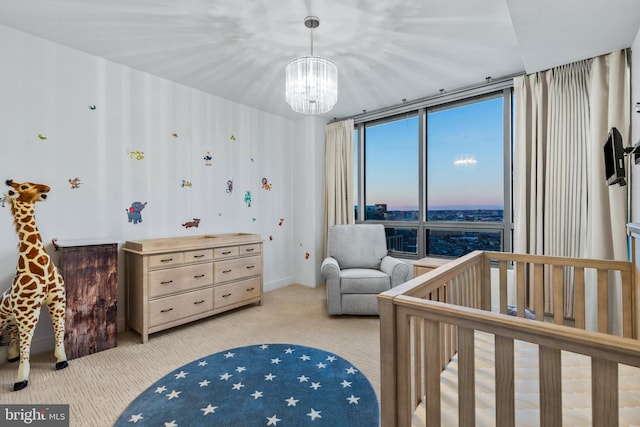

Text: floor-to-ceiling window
xmin=354 ymin=84 xmax=513 ymax=259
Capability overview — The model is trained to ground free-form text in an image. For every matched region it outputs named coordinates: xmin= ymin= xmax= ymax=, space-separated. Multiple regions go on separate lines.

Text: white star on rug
xmin=284 ymin=348 xmax=295 ymax=354
xmin=166 ymin=390 xmax=181 ymax=400
xmin=164 ymin=421 xmax=177 ymax=427
xmin=347 ymin=395 xmax=360 ymax=404
xmin=154 ymin=386 xmax=167 ymax=394
xmin=264 ymin=373 xmax=276 ymax=381
xmin=236 ymin=366 xmax=247 ymax=373
xmin=326 ymin=356 xmax=337 ymax=362
xmin=201 ymin=404 xmax=218 ymax=415
xmin=174 ymin=371 xmax=187 ymax=379
xmin=271 ymin=358 xmax=282 ymax=364
xmin=199 ymin=379 xmax=211 ymax=387
xmin=232 ymin=382 xmax=245 ymax=390
xmin=251 ymin=390 xmax=263 ymax=399
xmin=285 ymin=396 xmax=299 ymax=407
xmin=345 ymin=367 xmax=358 ymax=374
xmin=300 ymin=355 xmax=311 ymax=361
xmin=260 ymin=344 xmax=269 ymax=350
xmin=297 ymin=375 xmax=309 ymax=382
xmin=316 ymin=362 xmax=326 ymax=369
xmin=341 ymin=380 xmax=352 ymax=388
xmin=307 ymin=408 xmax=322 ymax=420
xmin=266 ymin=415 xmax=281 ymax=425
xmin=310 ymin=382 xmax=322 ymax=390
xmin=224 ymin=352 xmax=235 ymax=358
xmin=220 ymin=372 xmax=233 ymax=380
xmin=128 ymin=413 xmax=143 ymax=423
xmin=198 ymin=361 xmax=208 ymax=367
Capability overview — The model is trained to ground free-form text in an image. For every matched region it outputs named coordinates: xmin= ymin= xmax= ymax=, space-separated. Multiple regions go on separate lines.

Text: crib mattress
xmin=412 ymin=331 xmax=640 ymax=426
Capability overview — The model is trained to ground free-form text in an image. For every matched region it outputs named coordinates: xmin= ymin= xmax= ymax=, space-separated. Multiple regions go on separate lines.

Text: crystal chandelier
xmin=285 ymin=16 xmax=338 ymax=115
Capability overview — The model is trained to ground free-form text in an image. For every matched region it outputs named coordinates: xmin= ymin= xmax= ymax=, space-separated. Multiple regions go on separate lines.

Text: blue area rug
xmin=115 ymin=344 xmax=379 ymax=426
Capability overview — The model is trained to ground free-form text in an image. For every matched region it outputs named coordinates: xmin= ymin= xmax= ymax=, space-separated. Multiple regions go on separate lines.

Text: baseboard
xmin=264 ymin=276 xmax=295 ymax=292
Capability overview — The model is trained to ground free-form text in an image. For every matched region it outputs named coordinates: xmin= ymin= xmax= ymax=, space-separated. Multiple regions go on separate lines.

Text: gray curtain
xmin=514 ymin=49 xmax=630 ymax=332
xmin=323 ymin=119 xmax=355 ymax=256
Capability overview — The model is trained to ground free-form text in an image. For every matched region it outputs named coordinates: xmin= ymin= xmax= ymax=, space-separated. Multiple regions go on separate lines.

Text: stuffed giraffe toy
xmin=0 ymin=179 xmax=68 ymax=391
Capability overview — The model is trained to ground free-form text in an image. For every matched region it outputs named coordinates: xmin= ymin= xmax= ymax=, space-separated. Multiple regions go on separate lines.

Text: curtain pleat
xmin=323 ymin=119 xmax=355 ymax=256
xmin=514 ymin=50 xmax=629 ymax=330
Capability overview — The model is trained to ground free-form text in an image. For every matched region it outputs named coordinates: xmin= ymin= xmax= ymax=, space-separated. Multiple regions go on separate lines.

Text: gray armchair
xmin=321 ymin=224 xmax=410 ymax=315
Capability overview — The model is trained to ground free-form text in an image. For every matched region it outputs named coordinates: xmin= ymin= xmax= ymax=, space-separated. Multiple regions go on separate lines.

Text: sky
xmin=362 ymin=96 xmax=505 ymax=211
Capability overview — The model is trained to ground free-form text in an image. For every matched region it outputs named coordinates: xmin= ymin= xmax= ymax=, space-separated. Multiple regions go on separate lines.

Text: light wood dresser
xmin=123 ymin=233 xmax=263 ymax=343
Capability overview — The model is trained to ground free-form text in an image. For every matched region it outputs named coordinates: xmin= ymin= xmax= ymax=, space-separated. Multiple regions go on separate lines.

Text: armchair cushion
xmin=340 ymin=269 xmax=391 ymax=294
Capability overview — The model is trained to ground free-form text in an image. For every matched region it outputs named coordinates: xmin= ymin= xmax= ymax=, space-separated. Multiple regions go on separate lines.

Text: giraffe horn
xmin=6 ymin=179 xmax=14 ymax=186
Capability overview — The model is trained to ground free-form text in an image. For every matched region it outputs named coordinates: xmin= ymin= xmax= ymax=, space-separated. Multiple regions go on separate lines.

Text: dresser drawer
xmin=148 ymin=263 xmax=213 ymax=298
xmin=148 ymin=252 xmax=184 ymax=269
xmin=213 ymin=246 xmax=239 ymax=259
xmin=149 ymin=288 xmax=213 ymax=327
xmin=239 ymin=244 xmax=261 ymax=256
xmin=214 ymin=277 xmax=261 ymax=308
xmin=184 ymin=249 xmax=213 ymax=263
xmin=214 ymin=255 xmax=261 ymax=283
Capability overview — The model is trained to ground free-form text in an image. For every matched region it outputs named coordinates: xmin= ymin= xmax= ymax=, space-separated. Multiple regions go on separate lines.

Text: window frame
xmin=354 ymin=85 xmax=513 ymax=260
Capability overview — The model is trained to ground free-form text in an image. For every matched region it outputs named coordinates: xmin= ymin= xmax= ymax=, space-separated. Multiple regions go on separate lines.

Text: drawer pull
xmin=194 ymin=300 xmax=205 ymax=305
xmin=222 ymin=251 xmax=232 ymax=255
xmin=246 ymin=287 xmax=255 ymax=292
xmin=245 ymin=248 xmax=255 ymax=252
xmin=194 ymin=274 xmax=205 ymax=279
xmin=193 ymin=254 xmax=205 ymax=258
xmin=160 ymin=308 xmax=173 ymax=313
xmin=222 ymin=293 xmax=232 ymax=298
xmin=160 ymin=258 xmax=174 ymax=263
xmin=246 ymin=265 xmax=255 ymax=269
xmin=223 ymin=269 xmax=232 ymax=273
xmin=161 ymin=280 xmax=174 ymax=285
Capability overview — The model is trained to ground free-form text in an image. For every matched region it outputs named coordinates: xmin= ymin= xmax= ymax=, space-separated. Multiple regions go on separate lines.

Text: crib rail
xmin=378 ymin=250 xmax=639 ymax=427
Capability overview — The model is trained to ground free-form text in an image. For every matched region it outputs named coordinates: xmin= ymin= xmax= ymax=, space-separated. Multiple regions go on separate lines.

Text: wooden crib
xmin=378 ymin=250 xmax=640 ymax=426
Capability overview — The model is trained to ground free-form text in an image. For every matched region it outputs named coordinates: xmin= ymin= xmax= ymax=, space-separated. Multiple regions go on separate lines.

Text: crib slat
xmin=396 ymin=310 xmax=412 ymax=427
xmin=539 ymin=345 xmax=562 ymax=427
xmin=425 ymin=319 xmax=441 ymax=426
xmin=412 ymin=317 xmax=423 ymax=410
xmin=597 ymin=269 xmax=608 ymax=333
xmin=552 ymin=265 xmax=564 ymax=324
xmin=592 ymin=357 xmax=618 ymax=426
xmin=495 ymin=335 xmax=515 ymax=427
xmin=458 ymin=327 xmax=475 ymax=427
xmin=622 ymin=269 xmax=632 ymax=338
xmin=574 ymin=267 xmax=585 ymax=329
xmin=516 ymin=262 xmax=525 ymax=317
xmin=534 ymin=263 xmax=544 ymax=320
xmin=499 ymin=260 xmax=508 ymax=314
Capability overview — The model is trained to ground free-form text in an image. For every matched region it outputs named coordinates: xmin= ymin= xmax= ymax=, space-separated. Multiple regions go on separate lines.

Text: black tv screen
xmin=604 ymin=127 xmax=626 ymax=186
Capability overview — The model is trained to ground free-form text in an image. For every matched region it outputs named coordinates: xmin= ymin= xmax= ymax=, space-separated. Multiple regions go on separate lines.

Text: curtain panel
xmin=513 ymin=49 xmax=630 ymax=332
xmin=323 ymin=119 xmax=355 ymax=256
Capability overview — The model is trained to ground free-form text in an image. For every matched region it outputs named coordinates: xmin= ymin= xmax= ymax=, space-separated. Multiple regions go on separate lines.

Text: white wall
xmin=632 ymin=29 xmax=640 ymax=222
xmin=0 ymin=24 xmax=306 ymax=354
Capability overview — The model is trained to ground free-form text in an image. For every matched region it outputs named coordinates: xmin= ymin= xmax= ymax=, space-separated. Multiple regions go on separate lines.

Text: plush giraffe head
xmin=5 ymin=180 xmax=50 ymax=204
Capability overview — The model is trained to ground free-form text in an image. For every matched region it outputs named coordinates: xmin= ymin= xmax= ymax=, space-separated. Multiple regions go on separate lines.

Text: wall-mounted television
xmin=604 ymin=127 xmax=626 ymax=186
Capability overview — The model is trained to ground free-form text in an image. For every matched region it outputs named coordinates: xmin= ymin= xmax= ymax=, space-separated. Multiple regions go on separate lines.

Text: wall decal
xmin=225 ymin=179 xmax=233 ymax=194
xmin=305 ymin=252 xmax=310 ymax=260
xmin=252 ymin=217 xmax=256 ymax=222
xmin=182 ymin=218 xmax=200 ymax=228
xmin=88 ymin=105 xmax=96 ymax=110
xmin=127 ymin=150 xmax=144 ymax=160
xmin=278 ymin=218 xmax=284 ymax=226
xmin=68 ymin=178 xmax=82 ymax=189
xmin=269 ymin=235 xmax=273 ymax=241
xmin=244 ymin=191 xmax=252 ymax=207
xmin=0 ymin=196 xmax=7 ymax=208
xmin=171 ymin=132 xmax=178 ymax=139
xmin=180 ymin=180 xmax=192 ymax=188
xmin=230 ymin=135 xmax=236 ymax=141
xmin=126 ymin=201 xmax=147 ymax=224
xmin=261 ymin=177 xmax=272 ymax=191
xmin=37 ymin=134 xmax=47 ymax=140
xmin=203 ymin=151 xmax=213 ymax=166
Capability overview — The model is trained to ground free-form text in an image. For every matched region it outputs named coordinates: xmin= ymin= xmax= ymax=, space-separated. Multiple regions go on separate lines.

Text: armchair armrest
xmin=380 ymin=255 xmax=410 ymax=287
xmin=321 ymin=257 xmax=340 ymax=279
xmin=321 ymin=256 xmax=342 ymax=315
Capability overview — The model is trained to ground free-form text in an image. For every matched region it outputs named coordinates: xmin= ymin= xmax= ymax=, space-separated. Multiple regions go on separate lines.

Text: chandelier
xmin=285 ymin=16 xmax=338 ymax=115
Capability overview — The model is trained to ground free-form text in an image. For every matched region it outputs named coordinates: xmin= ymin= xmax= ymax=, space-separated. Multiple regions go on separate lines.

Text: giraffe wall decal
xmin=0 ymin=179 xmax=68 ymax=391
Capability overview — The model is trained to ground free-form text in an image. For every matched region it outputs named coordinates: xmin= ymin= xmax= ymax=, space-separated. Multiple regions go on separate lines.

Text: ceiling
xmin=0 ymin=0 xmax=638 ymax=120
